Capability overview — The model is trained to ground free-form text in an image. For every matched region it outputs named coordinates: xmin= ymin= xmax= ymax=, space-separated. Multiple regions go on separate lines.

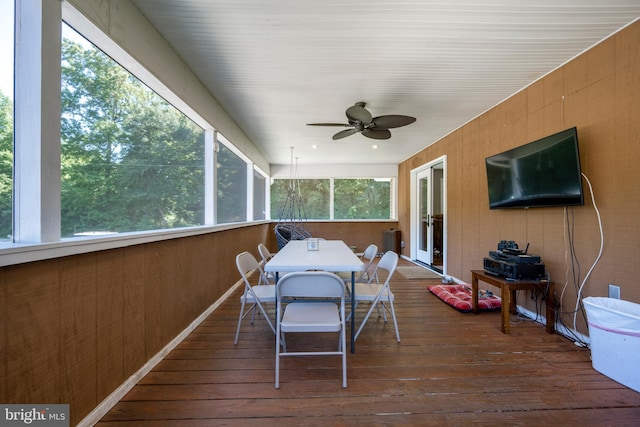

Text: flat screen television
xmin=485 ymin=127 xmax=584 ymax=209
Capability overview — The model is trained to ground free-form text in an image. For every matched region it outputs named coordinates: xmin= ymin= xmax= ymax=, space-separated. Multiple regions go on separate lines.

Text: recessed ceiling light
xmin=372 ymin=144 xmax=379 ymax=149
xmin=312 ymin=144 xmax=319 ymax=149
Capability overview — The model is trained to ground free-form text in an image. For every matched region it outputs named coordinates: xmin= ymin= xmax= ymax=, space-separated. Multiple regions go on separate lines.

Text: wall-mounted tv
xmin=485 ymin=127 xmax=584 ymax=209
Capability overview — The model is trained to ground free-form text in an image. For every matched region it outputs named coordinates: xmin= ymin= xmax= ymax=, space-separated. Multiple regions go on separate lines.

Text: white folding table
xmin=264 ymin=239 xmax=364 ymax=352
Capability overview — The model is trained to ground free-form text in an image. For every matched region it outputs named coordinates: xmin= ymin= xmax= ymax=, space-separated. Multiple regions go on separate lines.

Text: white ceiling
xmin=131 ymin=0 xmax=639 ymax=166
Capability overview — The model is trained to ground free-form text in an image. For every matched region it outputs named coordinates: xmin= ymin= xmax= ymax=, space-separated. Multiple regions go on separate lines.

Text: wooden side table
xmin=470 ymin=270 xmax=555 ymax=335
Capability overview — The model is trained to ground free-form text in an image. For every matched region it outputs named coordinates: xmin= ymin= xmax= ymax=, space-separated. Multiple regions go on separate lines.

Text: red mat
xmin=427 ymin=284 xmax=501 ymax=313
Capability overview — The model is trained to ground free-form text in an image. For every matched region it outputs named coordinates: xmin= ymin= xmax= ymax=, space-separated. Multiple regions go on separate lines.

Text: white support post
xmin=14 ymin=0 xmax=62 ymax=242
xmin=246 ymin=163 xmax=254 ymax=222
xmin=204 ymin=129 xmax=215 ymax=225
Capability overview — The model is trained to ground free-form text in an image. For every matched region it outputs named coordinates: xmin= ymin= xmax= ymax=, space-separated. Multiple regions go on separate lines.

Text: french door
xmin=413 ymin=159 xmax=445 ymax=272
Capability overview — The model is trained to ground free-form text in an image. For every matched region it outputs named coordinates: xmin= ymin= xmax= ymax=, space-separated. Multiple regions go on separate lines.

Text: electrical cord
xmin=556 ymin=173 xmax=603 ymax=347
xmin=573 ymin=173 xmax=604 ymax=331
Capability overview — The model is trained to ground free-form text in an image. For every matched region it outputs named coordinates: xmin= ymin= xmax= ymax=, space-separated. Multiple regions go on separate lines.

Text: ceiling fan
xmin=307 ymin=102 xmax=416 ymax=140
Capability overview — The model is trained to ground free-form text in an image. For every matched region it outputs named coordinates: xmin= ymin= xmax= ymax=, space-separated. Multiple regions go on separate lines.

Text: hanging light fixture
xmin=274 ymin=147 xmax=311 ymax=249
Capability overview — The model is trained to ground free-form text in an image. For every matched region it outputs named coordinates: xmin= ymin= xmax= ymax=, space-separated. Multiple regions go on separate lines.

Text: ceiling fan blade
xmin=345 ymin=102 xmax=372 ymax=124
xmin=361 ymin=128 xmax=391 ymax=140
xmin=332 ymin=129 xmax=358 ymax=140
xmin=371 ymin=115 xmax=416 ymax=129
xmin=307 ymin=123 xmax=350 ymax=127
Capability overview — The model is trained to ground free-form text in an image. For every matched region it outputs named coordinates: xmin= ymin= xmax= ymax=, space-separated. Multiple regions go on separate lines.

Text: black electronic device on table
xmin=497 ymin=240 xmax=524 ymax=253
xmin=484 ymin=241 xmax=545 ymax=280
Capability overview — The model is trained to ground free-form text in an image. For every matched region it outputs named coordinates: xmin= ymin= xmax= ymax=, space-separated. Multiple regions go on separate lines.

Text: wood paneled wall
xmin=266 ymin=221 xmax=399 ymax=254
xmin=399 ymin=21 xmax=640 ymax=335
xmin=0 ymin=224 xmax=270 ymax=425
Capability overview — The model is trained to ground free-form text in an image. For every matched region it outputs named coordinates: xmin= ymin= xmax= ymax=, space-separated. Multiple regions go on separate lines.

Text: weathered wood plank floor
xmin=97 ymin=261 xmax=640 ymax=426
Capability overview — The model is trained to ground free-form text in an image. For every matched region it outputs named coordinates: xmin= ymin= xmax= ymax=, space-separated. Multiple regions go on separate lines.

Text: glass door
xmin=415 ymin=161 xmax=444 ymax=272
xmin=416 ymin=168 xmax=430 ymax=264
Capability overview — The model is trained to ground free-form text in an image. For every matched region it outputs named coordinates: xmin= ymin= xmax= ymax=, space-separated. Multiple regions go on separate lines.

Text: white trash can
xmin=583 ymin=296 xmax=640 ymax=392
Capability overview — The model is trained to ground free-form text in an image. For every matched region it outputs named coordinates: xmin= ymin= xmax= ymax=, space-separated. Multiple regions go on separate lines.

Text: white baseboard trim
xmin=77 ymin=279 xmax=243 ymax=427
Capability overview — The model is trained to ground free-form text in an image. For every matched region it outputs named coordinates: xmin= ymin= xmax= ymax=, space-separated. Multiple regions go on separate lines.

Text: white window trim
xmin=14 ymin=0 xmax=62 ymax=243
xmin=204 ymin=130 xmax=216 ymax=225
xmin=254 ymin=165 xmax=269 ymax=220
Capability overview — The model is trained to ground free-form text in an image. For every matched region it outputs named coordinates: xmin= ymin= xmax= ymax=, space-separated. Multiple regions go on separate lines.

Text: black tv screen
xmin=485 ymin=127 xmax=584 ymax=209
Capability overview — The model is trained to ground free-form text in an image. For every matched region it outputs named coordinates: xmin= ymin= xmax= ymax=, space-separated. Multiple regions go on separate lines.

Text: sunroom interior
xmin=1 ymin=1 xmax=640 ymax=425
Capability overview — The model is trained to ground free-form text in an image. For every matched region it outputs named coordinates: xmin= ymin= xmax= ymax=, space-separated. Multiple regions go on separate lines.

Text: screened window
xmin=217 ymin=142 xmax=247 ymax=223
xmin=0 ymin=0 xmax=13 ymax=242
xmin=0 ymin=90 xmax=11 ymax=242
xmin=334 ymin=178 xmax=391 ymax=219
xmin=60 ymin=25 xmax=205 ymax=236
xmin=270 ymin=179 xmax=330 ymax=220
xmin=271 ymin=178 xmax=393 ymax=220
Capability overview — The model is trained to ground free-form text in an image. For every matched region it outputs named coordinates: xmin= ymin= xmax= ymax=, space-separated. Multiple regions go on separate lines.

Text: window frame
xmin=1 ymin=1 xmax=271 ymax=267
xmin=270 ymin=176 xmax=397 ymax=221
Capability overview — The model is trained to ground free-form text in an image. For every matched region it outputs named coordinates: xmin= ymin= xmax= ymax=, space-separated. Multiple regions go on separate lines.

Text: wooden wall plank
xmin=59 ymin=253 xmax=98 ymax=423
xmin=182 ymin=237 xmax=211 ymax=318
xmin=6 ymin=260 xmax=61 ymax=403
xmin=442 ymin=129 xmax=464 ymax=276
xmin=587 ymin=36 xmax=616 ymax=86
xmin=564 ymin=52 xmax=588 ymax=95
xmin=174 ymin=238 xmax=195 ymax=329
xmin=543 ymin=68 xmax=564 ymax=109
xmin=122 ymin=245 xmax=146 ymax=374
xmin=96 ymin=250 xmax=125 ymax=400
xmin=145 ymin=241 xmax=178 ymax=357
xmin=526 ymin=79 xmax=544 ymax=114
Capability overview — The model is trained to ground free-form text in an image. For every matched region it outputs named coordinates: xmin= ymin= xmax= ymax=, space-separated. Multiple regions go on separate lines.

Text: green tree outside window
xmin=0 ymin=92 xmax=12 ymax=240
xmin=271 ymin=179 xmax=330 ymax=220
xmin=60 ymin=33 xmax=205 ymax=236
xmin=270 ymin=178 xmax=391 ymax=220
xmin=334 ymin=178 xmax=391 ymax=219
xmin=216 ymin=142 xmax=247 ymax=223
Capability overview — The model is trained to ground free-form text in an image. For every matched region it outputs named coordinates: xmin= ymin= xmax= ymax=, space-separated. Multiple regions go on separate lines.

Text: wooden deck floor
xmin=97 ymin=262 xmax=640 ymax=426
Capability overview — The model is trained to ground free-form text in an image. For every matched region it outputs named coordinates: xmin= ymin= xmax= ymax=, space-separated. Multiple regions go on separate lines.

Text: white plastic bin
xmin=583 ymin=296 xmax=640 ymax=392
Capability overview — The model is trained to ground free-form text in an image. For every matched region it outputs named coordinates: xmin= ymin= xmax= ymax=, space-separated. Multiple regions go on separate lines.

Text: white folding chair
xmin=338 ymin=243 xmax=377 ymax=289
xmin=275 ymin=271 xmax=347 ymax=389
xmin=355 ymin=243 xmax=378 ymax=283
xmin=351 ymin=251 xmax=400 ymax=343
xmin=235 ymin=251 xmax=276 ymax=345
xmin=257 ymin=243 xmax=276 ymax=285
